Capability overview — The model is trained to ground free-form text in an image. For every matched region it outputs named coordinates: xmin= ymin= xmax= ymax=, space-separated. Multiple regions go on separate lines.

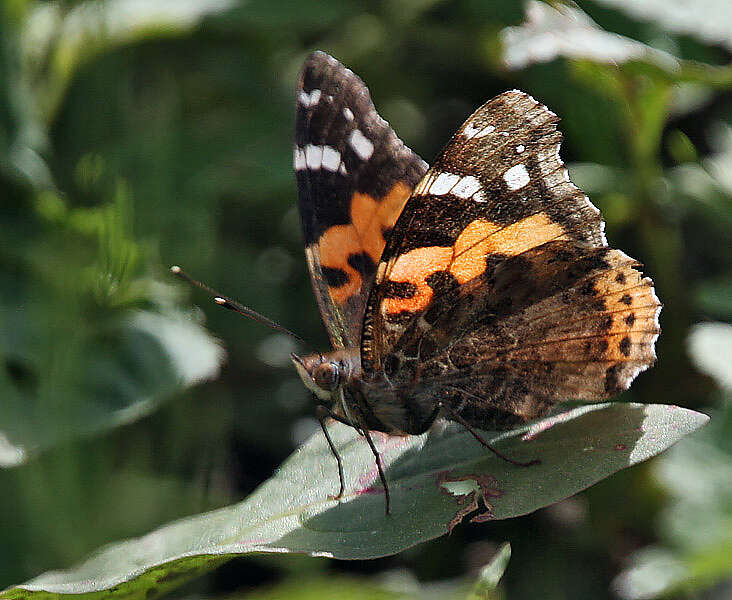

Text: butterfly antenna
xmin=170 ymin=266 xmax=312 ymax=350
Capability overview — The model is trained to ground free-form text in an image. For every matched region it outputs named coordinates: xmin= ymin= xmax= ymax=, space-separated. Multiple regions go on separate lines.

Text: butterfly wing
xmin=359 ymin=91 xmax=660 ymax=431
xmin=295 ymin=51 xmax=427 ymax=348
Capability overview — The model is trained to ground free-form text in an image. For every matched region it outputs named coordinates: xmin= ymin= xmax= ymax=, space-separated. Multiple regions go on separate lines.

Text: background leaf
xmin=467 ymin=542 xmax=511 ymax=600
xmin=687 ymin=323 xmax=732 ymax=391
xmin=594 ymin=0 xmax=732 ymax=52
xmin=0 ymin=305 xmax=223 ymax=467
xmin=500 ymin=1 xmax=680 ymax=72
xmin=613 ymin=407 xmax=731 ymax=599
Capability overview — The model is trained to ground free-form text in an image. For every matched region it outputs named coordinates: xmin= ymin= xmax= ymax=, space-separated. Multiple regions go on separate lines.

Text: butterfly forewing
xmin=294 ymin=51 xmax=427 ymax=348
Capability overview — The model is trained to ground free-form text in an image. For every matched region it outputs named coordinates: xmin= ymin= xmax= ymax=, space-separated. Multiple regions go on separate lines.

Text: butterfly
xmin=288 ymin=51 xmax=661 ymax=514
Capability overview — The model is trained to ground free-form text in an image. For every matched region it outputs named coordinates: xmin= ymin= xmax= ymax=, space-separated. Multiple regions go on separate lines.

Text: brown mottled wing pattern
xmin=295 ymin=51 xmax=428 ymax=348
xmin=360 ymin=91 xmax=660 ymax=431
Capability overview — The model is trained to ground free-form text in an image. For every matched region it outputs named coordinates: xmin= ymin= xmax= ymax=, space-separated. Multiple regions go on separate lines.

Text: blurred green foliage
xmin=1 ymin=0 xmax=730 ymax=599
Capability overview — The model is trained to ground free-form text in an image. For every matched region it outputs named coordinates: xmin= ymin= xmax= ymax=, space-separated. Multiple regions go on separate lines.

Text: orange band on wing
xmin=382 ymin=212 xmax=569 ymax=314
xmin=318 ymin=182 xmax=413 ymax=304
xmin=317 ymin=223 xmax=364 ymax=303
xmin=352 ymin=182 xmax=412 ymax=263
xmin=381 ymin=246 xmax=453 ymax=313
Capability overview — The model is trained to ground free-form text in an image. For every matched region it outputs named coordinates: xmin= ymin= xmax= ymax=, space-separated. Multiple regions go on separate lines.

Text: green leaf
xmin=0 ymin=308 xmax=224 ymax=468
xmin=500 ymin=1 xmax=681 ymax=73
xmin=613 ymin=404 xmax=732 ymax=599
xmin=594 ymin=0 xmax=732 ymax=52
xmin=225 ymin=0 xmax=352 ymax=28
xmin=0 ymin=179 xmax=225 ymax=467
xmin=500 ymin=1 xmax=732 ymax=89
xmin=688 ymin=322 xmax=732 ymax=391
xmin=613 ymin=546 xmax=689 ymax=599
xmin=1 ymin=403 xmax=708 ymax=599
xmin=20 ymin=0 xmax=236 ymax=126
xmin=467 ymin=543 xmax=511 ymax=600
xmin=694 ymin=278 xmax=732 ymax=320
xmin=666 ymin=123 xmax=732 ymax=226
xmin=238 ymin=575 xmax=412 ymax=600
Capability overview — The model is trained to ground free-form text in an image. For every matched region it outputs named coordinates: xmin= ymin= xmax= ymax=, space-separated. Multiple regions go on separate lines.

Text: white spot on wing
xmin=343 ymin=107 xmax=354 ymax=121
xmin=473 ymin=189 xmax=488 ymax=203
xmin=321 ymin=146 xmax=341 ymax=172
xmin=516 ymin=144 xmax=525 ymax=153
xmin=339 ymin=163 xmax=348 ymax=175
xmin=305 ymin=144 xmax=323 ymax=170
xmin=503 ymin=164 xmax=530 ymax=190
xmin=348 ymin=129 xmax=374 ymax=160
xmin=298 ymin=89 xmax=321 ymax=107
xmin=451 ymin=175 xmax=483 ymax=199
xmin=293 ymin=147 xmax=306 ymax=170
xmin=463 ymin=121 xmax=495 ymax=139
xmin=463 ymin=122 xmax=481 ymax=138
xmin=429 ymin=171 xmax=460 ymax=195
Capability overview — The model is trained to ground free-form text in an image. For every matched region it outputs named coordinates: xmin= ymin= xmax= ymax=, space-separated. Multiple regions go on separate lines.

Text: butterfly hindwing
xmin=295 ymin=51 xmax=427 ymax=348
xmin=359 ymin=91 xmax=660 ymax=430
xmin=407 ymin=244 xmax=659 ymax=429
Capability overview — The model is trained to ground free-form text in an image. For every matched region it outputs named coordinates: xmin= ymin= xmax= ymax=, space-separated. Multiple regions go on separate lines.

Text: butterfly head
xmin=291 ymin=349 xmax=360 ymax=403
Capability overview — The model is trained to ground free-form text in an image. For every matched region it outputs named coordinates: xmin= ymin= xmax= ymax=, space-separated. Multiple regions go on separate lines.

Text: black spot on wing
xmin=348 ymin=251 xmax=376 ymax=279
xmin=425 ymin=94 xmax=605 ymax=248
xmin=425 ymin=270 xmax=459 ymax=294
xmin=321 ymin=266 xmax=349 ymax=288
xmin=382 ymin=280 xmax=417 ymax=299
xmin=604 ymin=364 xmax=623 ymax=394
xmin=579 ymin=280 xmax=596 ymax=296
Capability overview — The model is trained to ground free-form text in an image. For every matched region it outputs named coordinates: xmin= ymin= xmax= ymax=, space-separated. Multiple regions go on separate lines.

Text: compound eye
xmin=313 ymin=362 xmax=339 ymax=390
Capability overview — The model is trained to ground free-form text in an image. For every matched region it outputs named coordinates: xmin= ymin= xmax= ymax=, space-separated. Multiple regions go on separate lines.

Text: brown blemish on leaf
xmin=437 ymin=471 xmax=504 ymax=533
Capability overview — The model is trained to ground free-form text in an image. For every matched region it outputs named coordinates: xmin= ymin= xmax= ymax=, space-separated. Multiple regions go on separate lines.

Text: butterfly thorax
xmin=291 ymin=347 xmax=442 ymax=435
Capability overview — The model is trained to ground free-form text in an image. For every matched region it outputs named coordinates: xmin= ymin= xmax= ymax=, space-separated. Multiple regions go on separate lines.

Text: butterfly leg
xmin=444 ymin=405 xmax=541 ymax=467
xmin=316 ymin=405 xmax=346 ymax=502
xmin=362 ymin=428 xmax=391 ymax=516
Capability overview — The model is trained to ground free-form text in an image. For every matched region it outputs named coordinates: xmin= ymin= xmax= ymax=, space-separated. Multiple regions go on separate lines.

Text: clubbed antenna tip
xmin=170 ymin=265 xmax=312 ymax=351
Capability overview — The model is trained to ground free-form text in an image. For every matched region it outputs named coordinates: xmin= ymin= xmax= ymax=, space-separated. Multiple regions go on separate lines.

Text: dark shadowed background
xmin=1 ymin=1 xmax=730 ymax=598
